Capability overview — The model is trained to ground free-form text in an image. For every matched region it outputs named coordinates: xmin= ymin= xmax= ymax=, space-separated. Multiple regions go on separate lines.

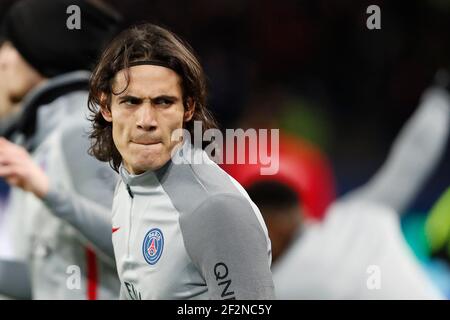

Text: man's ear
xmin=101 ymin=107 xmax=112 ymax=122
xmin=184 ymin=98 xmax=195 ymax=122
xmin=99 ymin=93 xmax=112 ymax=122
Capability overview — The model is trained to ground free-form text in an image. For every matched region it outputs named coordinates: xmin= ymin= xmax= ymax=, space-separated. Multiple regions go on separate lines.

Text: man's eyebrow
xmin=152 ymin=95 xmax=179 ymax=101
xmin=117 ymin=94 xmax=142 ymax=100
xmin=117 ymin=94 xmax=179 ymax=101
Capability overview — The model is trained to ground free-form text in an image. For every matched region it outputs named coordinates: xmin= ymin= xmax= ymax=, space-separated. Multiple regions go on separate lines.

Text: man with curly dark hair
xmin=88 ymin=23 xmax=275 ymax=300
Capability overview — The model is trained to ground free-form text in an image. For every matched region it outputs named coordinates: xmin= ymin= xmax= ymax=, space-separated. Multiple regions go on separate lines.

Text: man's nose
xmin=0 ymin=42 xmax=14 ymax=70
xmin=0 ymin=46 xmax=7 ymax=70
xmin=136 ymin=104 xmax=157 ymax=131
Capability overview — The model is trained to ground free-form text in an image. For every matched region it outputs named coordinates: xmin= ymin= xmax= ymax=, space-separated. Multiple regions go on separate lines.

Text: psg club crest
xmin=142 ymin=228 xmax=164 ymax=265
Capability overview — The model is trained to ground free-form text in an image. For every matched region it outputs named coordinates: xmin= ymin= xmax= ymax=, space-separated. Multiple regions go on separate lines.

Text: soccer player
xmin=87 ymin=23 xmax=275 ymax=300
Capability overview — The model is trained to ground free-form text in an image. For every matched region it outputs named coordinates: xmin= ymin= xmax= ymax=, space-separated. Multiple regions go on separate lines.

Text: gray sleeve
xmin=42 ymin=183 xmax=116 ymax=259
xmin=0 ymin=259 xmax=31 ymax=300
xmin=342 ymin=87 xmax=450 ymax=213
xmin=180 ymin=194 xmax=275 ymax=300
xmin=40 ymin=121 xmax=117 ymax=259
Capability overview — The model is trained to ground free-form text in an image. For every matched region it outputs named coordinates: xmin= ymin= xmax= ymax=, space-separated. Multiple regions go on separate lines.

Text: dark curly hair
xmin=88 ymin=23 xmax=217 ymax=172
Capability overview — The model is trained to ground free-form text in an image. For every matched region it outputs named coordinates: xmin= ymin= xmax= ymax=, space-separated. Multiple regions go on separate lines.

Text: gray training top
xmin=112 ymin=142 xmax=275 ymax=300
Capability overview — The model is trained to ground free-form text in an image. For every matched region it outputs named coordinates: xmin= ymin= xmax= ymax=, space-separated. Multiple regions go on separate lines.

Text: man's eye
xmin=155 ymin=98 xmax=173 ymax=106
xmin=120 ymin=98 xmax=140 ymax=105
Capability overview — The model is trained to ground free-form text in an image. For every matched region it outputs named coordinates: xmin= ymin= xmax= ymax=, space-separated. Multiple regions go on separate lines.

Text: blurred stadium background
xmin=2 ymin=0 xmax=448 ymax=208
xmin=1 ymin=0 xmax=449 ymax=296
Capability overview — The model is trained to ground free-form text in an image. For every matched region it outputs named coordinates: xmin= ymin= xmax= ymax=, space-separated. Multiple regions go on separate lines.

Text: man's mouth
xmin=131 ymin=139 xmax=161 ymax=146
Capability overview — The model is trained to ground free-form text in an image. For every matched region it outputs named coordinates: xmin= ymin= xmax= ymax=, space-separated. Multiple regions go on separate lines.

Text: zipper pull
xmin=126 ymin=184 xmax=134 ymax=198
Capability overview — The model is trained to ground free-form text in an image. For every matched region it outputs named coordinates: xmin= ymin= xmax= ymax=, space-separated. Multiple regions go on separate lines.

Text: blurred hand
xmin=0 ymin=137 xmax=49 ymax=198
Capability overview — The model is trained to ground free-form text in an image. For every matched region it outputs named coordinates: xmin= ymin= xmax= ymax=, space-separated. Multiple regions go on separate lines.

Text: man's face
xmin=0 ymin=41 xmax=45 ymax=104
xmin=102 ymin=65 xmax=194 ymax=174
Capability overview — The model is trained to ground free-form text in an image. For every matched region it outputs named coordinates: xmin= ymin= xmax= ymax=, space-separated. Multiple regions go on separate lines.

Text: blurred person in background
xmin=223 ymin=83 xmax=449 ymax=299
xmin=0 ymin=28 xmax=24 ymax=256
xmin=0 ymin=63 xmax=20 ymax=131
xmin=0 ymin=44 xmax=20 ymax=260
xmin=222 ymin=133 xmax=337 ymax=261
xmin=0 ymin=0 xmax=122 ymax=299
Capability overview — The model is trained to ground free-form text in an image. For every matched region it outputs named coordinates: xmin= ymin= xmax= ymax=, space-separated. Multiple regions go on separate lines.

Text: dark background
xmin=1 ymin=0 xmax=449 ymax=212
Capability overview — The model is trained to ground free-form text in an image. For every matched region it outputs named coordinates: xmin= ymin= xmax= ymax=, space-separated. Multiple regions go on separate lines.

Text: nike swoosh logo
xmin=112 ymin=227 xmax=120 ymax=233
